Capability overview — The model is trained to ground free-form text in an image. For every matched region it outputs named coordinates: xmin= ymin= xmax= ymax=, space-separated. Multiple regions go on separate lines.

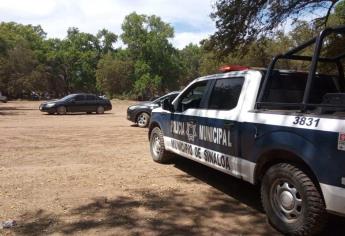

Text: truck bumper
xmin=320 ymin=183 xmax=345 ymax=216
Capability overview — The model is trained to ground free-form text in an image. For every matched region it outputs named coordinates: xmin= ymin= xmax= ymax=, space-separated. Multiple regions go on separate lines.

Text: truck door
xmin=166 ymin=77 xmax=248 ymax=177
xmin=168 ymin=80 xmax=210 ymax=148
xmin=203 ymin=77 xmax=244 ymax=157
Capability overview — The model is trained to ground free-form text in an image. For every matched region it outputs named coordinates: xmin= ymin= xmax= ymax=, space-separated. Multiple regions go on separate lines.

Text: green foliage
xmin=121 ymin=12 xmax=174 ymax=59
xmin=209 ymin=0 xmax=340 ymax=56
xmin=121 ymin=12 xmax=181 ymax=97
xmin=0 ymin=22 xmax=119 ymax=98
xmin=0 ymin=22 xmax=47 ymax=97
xmin=97 ymin=29 xmax=118 ymax=54
xmin=134 ymin=73 xmax=162 ymax=99
xmin=179 ymin=43 xmax=202 ymax=85
xmin=1 ymin=7 xmax=345 ymax=99
xmin=132 ymin=60 xmax=161 ymax=98
xmin=96 ymin=53 xmax=134 ymax=98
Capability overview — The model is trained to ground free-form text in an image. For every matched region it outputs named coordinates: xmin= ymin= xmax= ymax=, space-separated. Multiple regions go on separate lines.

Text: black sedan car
xmin=127 ymin=91 xmax=179 ymax=128
xmin=39 ymin=93 xmax=112 ymax=115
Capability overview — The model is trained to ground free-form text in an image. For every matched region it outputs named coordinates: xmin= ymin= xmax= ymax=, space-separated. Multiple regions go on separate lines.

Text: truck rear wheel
xmin=261 ymin=163 xmax=327 ymax=235
xmin=150 ymin=127 xmax=172 ymax=163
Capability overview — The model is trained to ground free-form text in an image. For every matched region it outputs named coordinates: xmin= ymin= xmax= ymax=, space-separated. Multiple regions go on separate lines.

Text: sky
xmin=0 ymin=0 xmax=216 ymax=49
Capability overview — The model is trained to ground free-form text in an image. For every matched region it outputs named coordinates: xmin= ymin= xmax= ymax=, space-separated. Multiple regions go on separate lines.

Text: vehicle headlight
xmin=128 ymin=106 xmax=136 ymax=110
xmin=45 ymin=103 xmax=55 ymax=108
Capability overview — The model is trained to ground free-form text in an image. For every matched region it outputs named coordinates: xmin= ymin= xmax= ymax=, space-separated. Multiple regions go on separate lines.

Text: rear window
xmin=263 ymin=71 xmax=340 ymax=105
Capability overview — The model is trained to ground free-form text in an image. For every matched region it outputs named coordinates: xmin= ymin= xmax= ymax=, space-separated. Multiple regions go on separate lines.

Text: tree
xmin=43 ymin=38 xmax=68 ymax=96
xmin=96 ymin=53 xmax=134 ymax=97
xmin=0 ymin=41 xmax=48 ymax=97
xmin=0 ymin=22 xmax=47 ymax=97
xmin=121 ymin=12 xmax=182 ymax=97
xmin=46 ymin=27 xmax=117 ymax=94
xmin=179 ymin=44 xmax=202 ymax=85
xmin=97 ymin=29 xmax=118 ymax=54
xmin=209 ymin=0 xmax=340 ymax=55
xmin=132 ymin=60 xmax=161 ymax=98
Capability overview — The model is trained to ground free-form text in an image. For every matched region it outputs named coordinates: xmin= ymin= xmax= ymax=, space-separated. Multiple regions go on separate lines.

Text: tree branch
xmin=324 ymin=0 xmax=339 ymax=27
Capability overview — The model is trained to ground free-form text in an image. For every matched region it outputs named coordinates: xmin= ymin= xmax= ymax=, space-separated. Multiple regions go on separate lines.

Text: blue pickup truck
xmin=148 ymin=26 xmax=345 ymax=235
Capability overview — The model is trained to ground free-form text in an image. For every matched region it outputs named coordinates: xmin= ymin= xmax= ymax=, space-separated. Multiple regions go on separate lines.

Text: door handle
xmin=224 ymin=121 xmax=235 ymax=129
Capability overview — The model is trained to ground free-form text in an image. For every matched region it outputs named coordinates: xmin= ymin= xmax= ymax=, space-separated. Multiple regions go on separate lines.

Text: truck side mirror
xmin=162 ymin=99 xmax=174 ymax=112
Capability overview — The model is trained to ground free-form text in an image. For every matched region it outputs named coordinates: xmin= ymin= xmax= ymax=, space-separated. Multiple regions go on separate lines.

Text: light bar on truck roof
xmin=219 ymin=65 xmax=250 ymax=73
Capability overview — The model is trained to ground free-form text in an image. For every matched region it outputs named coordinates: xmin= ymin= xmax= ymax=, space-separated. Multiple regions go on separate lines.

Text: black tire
xmin=261 ymin=163 xmax=327 ymax=236
xmin=150 ymin=127 xmax=172 ymax=163
xmin=96 ymin=106 xmax=104 ymax=114
xmin=57 ymin=106 xmax=67 ymax=115
xmin=137 ymin=112 xmax=150 ymax=128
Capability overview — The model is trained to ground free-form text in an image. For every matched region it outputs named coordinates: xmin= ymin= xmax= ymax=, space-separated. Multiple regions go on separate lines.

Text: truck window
xmin=260 ymin=70 xmax=342 ymax=111
xmin=177 ymin=81 xmax=207 ymax=112
xmin=208 ymin=78 xmax=244 ymax=110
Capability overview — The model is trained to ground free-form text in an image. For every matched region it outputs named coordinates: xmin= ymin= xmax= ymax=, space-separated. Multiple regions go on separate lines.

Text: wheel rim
xmin=151 ymin=133 xmax=161 ymax=157
xmin=138 ymin=114 xmax=147 ymax=126
xmin=270 ymin=179 xmax=303 ymax=223
xmin=58 ymin=107 xmax=66 ymax=114
xmin=97 ymin=106 xmax=104 ymax=113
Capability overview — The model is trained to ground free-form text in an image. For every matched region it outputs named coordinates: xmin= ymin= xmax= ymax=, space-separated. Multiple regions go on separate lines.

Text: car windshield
xmin=59 ymin=94 xmax=76 ymax=101
xmin=153 ymin=93 xmax=178 ymax=103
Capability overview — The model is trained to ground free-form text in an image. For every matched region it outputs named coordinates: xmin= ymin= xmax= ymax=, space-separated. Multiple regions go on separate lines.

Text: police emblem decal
xmin=186 ymin=122 xmax=197 ymax=142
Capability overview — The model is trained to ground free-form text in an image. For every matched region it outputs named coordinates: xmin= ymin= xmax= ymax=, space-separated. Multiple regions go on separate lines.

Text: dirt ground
xmin=0 ymin=101 xmax=344 ymax=236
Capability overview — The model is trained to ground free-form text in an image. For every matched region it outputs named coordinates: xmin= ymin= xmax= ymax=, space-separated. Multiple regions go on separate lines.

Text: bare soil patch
xmin=0 ymin=101 xmax=343 ymax=235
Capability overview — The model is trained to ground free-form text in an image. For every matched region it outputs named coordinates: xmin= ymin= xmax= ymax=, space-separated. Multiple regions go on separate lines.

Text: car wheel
xmin=57 ymin=106 xmax=67 ymax=115
xmin=261 ymin=163 xmax=327 ymax=235
xmin=150 ymin=127 xmax=172 ymax=163
xmin=137 ymin=112 xmax=150 ymax=128
xmin=96 ymin=106 xmax=104 ymax=114
xmin=48 ymin=111 xmax=55 ymax=115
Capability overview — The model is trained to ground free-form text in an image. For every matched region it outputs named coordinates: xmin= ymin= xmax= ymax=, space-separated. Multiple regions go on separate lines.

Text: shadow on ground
xmin=0 ymin=111 xmax=22 ymax=115
xmin=43 ymin=113 xmax=113 ymax=116
xmin=11 ymin=190 xmax=275 ymax=236
xmin=0 ymin=106 xmax=36 ymax=115
xmin=0 ymin=107 xmax=36 ymax=111
xmin=173 ymin=157 xmax=345 ymax=236
xmin=7 ymin=157 xmax=345 ymax=235
xmin=173 ymin=157 xmax=263 ymax=212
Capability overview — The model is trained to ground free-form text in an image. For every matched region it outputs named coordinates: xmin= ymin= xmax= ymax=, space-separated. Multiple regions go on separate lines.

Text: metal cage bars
xmin=256 ymin=25 xmax=345 ymax=111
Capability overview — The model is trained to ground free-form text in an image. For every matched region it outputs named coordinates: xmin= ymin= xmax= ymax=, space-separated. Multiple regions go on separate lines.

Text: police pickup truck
xmin=148 ymin=26 xmax=345 ymax=235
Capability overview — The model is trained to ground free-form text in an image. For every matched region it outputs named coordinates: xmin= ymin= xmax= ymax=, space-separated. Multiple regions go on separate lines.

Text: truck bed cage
xmin=256 ymin=25 xmax=345 ymax=111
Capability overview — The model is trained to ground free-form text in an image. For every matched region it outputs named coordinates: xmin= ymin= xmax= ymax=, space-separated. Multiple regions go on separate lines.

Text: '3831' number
xmin=293 ymin=116 xmax=320 ymax=127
